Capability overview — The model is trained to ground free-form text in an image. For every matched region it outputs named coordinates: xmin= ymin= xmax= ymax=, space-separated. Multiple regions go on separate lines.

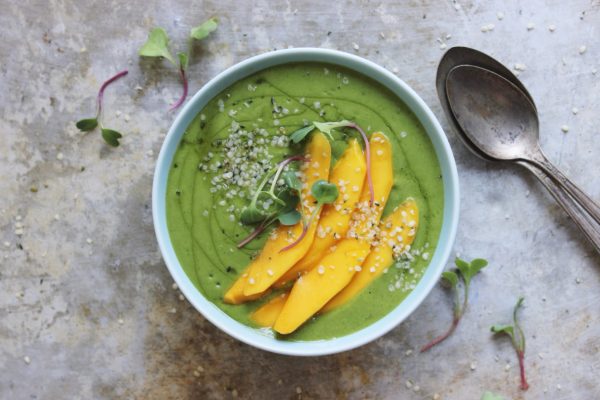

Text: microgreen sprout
xmin=139 ymin=18 xmax=218 ymax=110
xmin=481 ymin=392 xmax=505 ymax=400
xmin=236 ymin=155 xmax=305 ymax=248
xmin=491 ymin=297 xmax=529 ymax=391
xmin=290 ymin=120 xmax=374 ymax=205
xmin=420 ymin=257 xmax=489 ymax=352
xmin=75 ymin=69 xmax=128 ymax=147
xmin=279 ymin=179 xmax=338 ymax=253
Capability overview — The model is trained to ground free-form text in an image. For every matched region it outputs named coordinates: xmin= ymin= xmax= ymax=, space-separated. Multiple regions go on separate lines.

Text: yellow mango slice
xmin=250 ymin=292 xmax=289 ymax=327
xmin=223 ymin=269 xmax=265 ymax=304
xmin=241 ymin=131 xmax=332 ymax=296
xmin=322 ymin=199 xmax=419 ymax=312
xmin=273 ymin=240 xmax=371 ymax=334
xmin=273 ymin=133 xmax=394 ymax=334
xmin=274 ymin=139 xmax=366 ymax=287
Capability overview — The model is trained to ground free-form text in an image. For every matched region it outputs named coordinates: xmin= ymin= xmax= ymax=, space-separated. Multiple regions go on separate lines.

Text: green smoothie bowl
xmin=152 ymin=48 xmax=459 ymax=356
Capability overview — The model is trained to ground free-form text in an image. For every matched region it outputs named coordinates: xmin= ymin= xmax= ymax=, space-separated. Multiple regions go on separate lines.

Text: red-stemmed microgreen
xmin=139 ymin=18 xmax=218 ymax=111
xmin=491 ymin=297 xmax=529 ymax=391
xmin=75 ymin=69 xmax=128 ymax=147
xmin=290 ymin=120 xmax=374 ymax=205
xmin=237 ymin=156 xmax=305 ymax=248
xmin=279 ymin=179 xmax=338 ymax=253
xmin=420 ymin=257 xmax=489 ymax=352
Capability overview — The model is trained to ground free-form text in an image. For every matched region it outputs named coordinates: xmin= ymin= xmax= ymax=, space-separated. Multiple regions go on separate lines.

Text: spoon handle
xmin=528 ymin=151 xmax=600 ymax=226
xmin=519 ymin=161 xmax=600 ymax=253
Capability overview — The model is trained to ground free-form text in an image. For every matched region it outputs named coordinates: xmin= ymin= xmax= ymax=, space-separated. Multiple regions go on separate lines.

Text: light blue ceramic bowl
xmin=153 ymin=48 xmax=459 ymax=356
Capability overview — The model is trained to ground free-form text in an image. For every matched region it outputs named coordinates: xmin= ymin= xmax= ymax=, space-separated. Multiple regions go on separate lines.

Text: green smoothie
xmin=166 ymin=62 xmax=444 ymax=340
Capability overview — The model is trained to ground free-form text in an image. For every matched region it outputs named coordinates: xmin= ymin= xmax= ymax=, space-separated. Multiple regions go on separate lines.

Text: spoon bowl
xmin=445 ymin=65 xmax=541 ymax=162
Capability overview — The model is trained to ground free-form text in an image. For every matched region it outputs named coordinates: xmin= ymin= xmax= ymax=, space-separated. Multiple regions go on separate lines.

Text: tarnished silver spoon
xmin=443 ymin=62 xmax=600 ymax=252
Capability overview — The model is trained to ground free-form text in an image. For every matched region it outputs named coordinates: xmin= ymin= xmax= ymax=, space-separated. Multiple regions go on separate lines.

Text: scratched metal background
xmin=1 ymin=0 xmax=599 ymax=399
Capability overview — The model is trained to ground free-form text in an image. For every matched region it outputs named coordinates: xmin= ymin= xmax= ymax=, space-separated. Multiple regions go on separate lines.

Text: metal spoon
xmin=436 ymin=47 xmax=600 ymax=252
xmin=445 ymin=64 xmax=600 ymax=225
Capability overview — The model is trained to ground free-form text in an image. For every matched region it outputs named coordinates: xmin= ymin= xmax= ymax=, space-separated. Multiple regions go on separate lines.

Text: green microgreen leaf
xmin=490 ymin=324 xmax=515 ymax=338
xmin=311 ymin=180 xmax=339 ymax=204
xmin=101 ymin=128 xmax=123 ymax=147
xmin=481 ymin=392 xmax=505 ymax=400
xmin=190 ymin=17 xmax=219 ymax=40
xmin=240 ymin=206 xmax=266 ymax=225
xmin=491 ymin=296 xmax=528 ymax=390
xmin=469 ymin=258 xmax=489 ymax=276
xmin=313 ymin=120 xmax=352 ymax=139
xmin=277 ymin=189 xmax=299 ymax=212
xmin=455 ymin=257 xmax=488 ymax=287
xmin=177 ymin=52 xmax=189 ymax=70
xmin=290 ymin=125 xmax=315 ymax=143
xmin=76 ymin=118 xmax=98 ymax=132
xmin=441 ymin=271 xmax=459 ymax=288
xmin=139 ymin=27 xmax=176 ymax=65
xmin=278 ymin=210 xmax=301 ymax=226
xmin=283 ymin=170 xmax=302 ymax=191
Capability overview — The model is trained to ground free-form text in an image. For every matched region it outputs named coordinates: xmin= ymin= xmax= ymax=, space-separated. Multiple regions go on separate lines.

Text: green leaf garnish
xmin=311 ymin=179 xmax=339 ymax=204
xmin=278 ymin=210 xmax=302 ymax=226
xmin=481 ymin=392 xmax=505 ymax=400
xmin=190 ymin=17 xmax=219 ymax=40
xmin=76 ymin=70 xmax=128 ymax=146
xmin=491 ymin=296 xmax=528 ymax=390
xmin=177 ymin=52 xmax=189 ymax=70
xmin=283 ymin=171 xmax=302 ymax=191
xmin=441 ymin=270 xmax=459 ymax=288
xmin=313 ymin=120 xmax=352 ymax=139
xmin=420 ymin=257 xmax=489 ymax=352
xmin=236 ymin=156 xmax=305 ymax=248
xmin=290 ymin=125 xmax=316 ymax=143
xmin=139 ymin=27 xmax=176 ymax=65
xmin=76 ymin=118 xmax=98 ymax=132
xmin=279 ymin=179 xmax=338 ymax=253
xmin=101 ymin=128 xmax=123 ymax=147
xmin=240 ymin=206 xmax=266 ymax=225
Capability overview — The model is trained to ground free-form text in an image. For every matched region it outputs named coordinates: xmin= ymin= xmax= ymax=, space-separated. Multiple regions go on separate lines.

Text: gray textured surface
xmin=1 ymin=1 xmax=599 ymax=399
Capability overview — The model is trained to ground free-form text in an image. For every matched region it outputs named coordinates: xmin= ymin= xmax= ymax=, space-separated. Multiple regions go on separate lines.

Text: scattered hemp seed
xmin=514 ymin=63 xmax=527 ymax=71
xmin=578 ymin=45 xmax=587 ymax=54
xmin=561 ymin=125 xmax=569 ymax=133
xmin=572 ymin=107 xmax=579 ymax=115
xmin=548 ymin=24 xmax=556 ymax=32
xmin=23 ymin=356 xmax=31 ymax=364
xmin=497 ymin=11 xmax=504 ymax=20
xmin=526 ymin=22 xmax=535 ymax=31
xmin=172 ymin=283 xmax=178 ymax=290
xmin=352 ymin=43 xmax=360 ymax=51
xmin=56 ymin=152 xmax=64 ymax=160
xmin=481 ymin=23 xmax=495 ymax=32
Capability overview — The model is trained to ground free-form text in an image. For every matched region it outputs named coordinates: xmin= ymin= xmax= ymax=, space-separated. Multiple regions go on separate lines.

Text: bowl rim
xmin=152 ymin=47 xmax=459 ymax=356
